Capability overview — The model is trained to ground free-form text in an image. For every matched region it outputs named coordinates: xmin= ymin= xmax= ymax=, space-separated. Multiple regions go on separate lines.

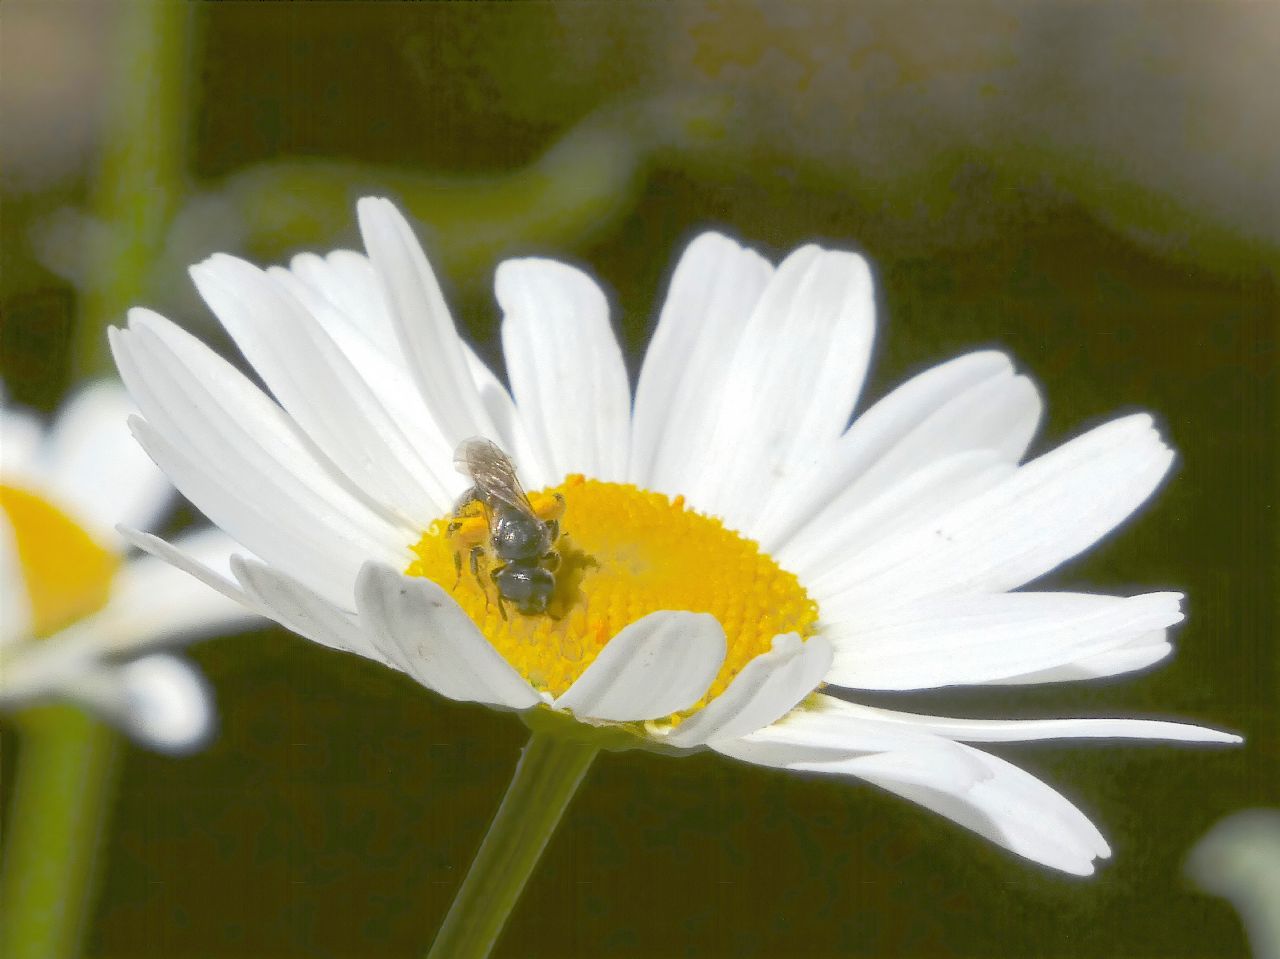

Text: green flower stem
xmin=75 ymin=0 xmax=190 ymax=379
xmin=426 ymin=730 xmax=599 ymax=959
xmin=0 ymin=708 xmax=121 ymax=959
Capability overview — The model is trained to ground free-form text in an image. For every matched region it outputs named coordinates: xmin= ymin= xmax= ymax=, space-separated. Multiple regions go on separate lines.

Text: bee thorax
xmin=490 ymin=509 xmax=550 ymax=561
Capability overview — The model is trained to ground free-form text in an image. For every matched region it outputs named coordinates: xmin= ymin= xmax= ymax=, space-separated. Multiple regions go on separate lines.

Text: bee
xmin=447 ymin=438 xmax=565 ymax=616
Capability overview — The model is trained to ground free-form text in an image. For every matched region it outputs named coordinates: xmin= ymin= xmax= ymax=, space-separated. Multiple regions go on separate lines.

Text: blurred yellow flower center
xmin=408 ymin=477 xmax=818 ymax=703
xmin=0 ymin=484 xmax=120 ymax=638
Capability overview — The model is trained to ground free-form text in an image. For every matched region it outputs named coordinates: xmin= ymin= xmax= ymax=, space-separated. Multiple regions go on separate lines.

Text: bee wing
xmin=454 ymin=437 xmax=537 ymax=517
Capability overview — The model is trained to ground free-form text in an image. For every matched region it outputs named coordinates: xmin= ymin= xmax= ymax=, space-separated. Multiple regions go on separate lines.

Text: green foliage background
xmin=2 ymin=3 xmax=1276 ymax=957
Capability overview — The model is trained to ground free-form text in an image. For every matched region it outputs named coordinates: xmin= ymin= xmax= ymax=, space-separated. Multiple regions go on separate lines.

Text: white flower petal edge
xmin=808 ymin=695 xmax=1242 ymax=745
xmin=284 ymin=250 xmax=404 ymax=361
xmin=991 ymin=635 xmax=1174 ymax=685
xmin=766 ymin=372 xmax=1040 ymax=566
xmin=274 ymin=248 xmax=541 ymax=482
xmin=553 ymin=612 xmax=725 ymax=722
xmin=775 ymin=449 xmax=1016 ymax=582
xmin=42 ymin=382 xmax=174 ymax=539
xmin=750 ymin=349 xmax=1020 ymax=552
xmin=664 ymin=634 xmax=834 ymax=747
xmin=713 ymin=702 xmax=1111 ymax=876
xmin=354 ymin=562 xmax=542 ymax=710
xmin=92 ymin=528 xmax=260 ymax=655
xmin=677 ymin=245 xmax=876 ymax=533
xmin=112 ymin=315 xmax=413 ymax=606
xmin=190 ymin=255 xmax=453 ymax=529
xmin=498 ymin=258 xmax=631 ymax=486
xmin=65 ymin=653 xmax=214 ymax=754
xmin=630 ymin=232 xmax=774 ymax=497
xmin=356 ymin=197 xmax=496 ymax=445
xmin=822 ymin=591 xmax=1186 ymax=690
xmin=808 ymin=414 xmax=1175 ymax=611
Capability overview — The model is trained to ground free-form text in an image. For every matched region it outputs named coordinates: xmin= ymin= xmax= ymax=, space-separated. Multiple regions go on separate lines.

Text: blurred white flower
xmin=1187 ymin=809 xmax=1280 ymax=959
xmin=0 ymin=382 xmax=257 ymax=752
xmin=114 ymin=197 xmax=1238 ymax=869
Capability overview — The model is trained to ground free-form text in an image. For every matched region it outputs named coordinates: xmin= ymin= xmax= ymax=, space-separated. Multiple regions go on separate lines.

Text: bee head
xmin=493 ymin=564 xmax=555 ymax=615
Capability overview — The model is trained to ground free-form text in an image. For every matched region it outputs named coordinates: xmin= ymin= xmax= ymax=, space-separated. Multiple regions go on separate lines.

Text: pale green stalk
xmin=425 ymin=731 xmax=599 ymax=959
xmin=0 ymin=709 xmax=120 ymax=958
xmin=75 ymin=0 xmax=190 ymax=379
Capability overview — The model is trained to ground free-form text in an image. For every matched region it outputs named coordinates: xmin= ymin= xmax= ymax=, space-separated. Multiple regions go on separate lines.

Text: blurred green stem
xmin=1 ymin=3 xmax=190 ymax=957
xmin=425 ymin=731 xmax=599 ymax=959
xmin=75 ymin=0 xmax=190 ymax=379
xmin=0 ymin=710 xmax=120 ymax=959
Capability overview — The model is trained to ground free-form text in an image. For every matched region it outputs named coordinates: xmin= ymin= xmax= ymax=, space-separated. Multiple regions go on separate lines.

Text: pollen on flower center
xmin=0 ymin=484 xmax=120 ymax=638
xmin=407 ymin=477 xmax=819 ymax=705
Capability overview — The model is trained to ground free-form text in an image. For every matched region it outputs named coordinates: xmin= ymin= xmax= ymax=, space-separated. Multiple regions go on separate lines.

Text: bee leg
xmin=469 ymin=546 xmax=484 ymax=584
xmin=452 ymin=549 xmax=462 ymax=589
xmin=541 ymin=551 xmax=560 ymax=572
xmin=546 ymin=518 xmax=560 ymax=543
xmin=490 ymin=563 xmax=509 ymax=621
xmin=452 ymin=486 xmax=480 ymax=514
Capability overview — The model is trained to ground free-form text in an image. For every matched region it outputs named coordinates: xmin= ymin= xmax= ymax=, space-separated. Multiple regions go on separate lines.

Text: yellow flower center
xmin=0 ymin=484 xmax=120 ymax=638
xmin=407 ymin=477 xmax=818 ymax=706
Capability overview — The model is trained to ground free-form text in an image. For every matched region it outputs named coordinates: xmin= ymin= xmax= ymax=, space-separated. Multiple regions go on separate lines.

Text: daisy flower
xmin=112 ymin=197 xmax=1238 ymax=873
xmin=1 ymin=382 xmax=257 ymax=751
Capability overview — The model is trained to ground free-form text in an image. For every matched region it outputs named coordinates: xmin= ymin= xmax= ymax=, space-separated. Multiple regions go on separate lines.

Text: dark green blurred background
xmin=2 ymin=3 xmax=1277 ymax=957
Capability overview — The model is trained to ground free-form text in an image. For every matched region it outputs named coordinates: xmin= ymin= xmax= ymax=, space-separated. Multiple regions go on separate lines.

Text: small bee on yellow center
xmin=408 ymin=442 xmax=819 ymax=709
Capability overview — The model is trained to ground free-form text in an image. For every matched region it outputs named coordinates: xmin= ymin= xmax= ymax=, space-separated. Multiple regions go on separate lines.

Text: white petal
xmin=119 ymin=654 xmax=215 ymax=752
xmin=119 ymin=528 xmax=255 ymax=612
xmin=78 ymin=528 xmax=260 ymax=655
xmin=859 ymin=744 xmax=1109 ymax=875
xmin=67 ymin=654 xmax=214 ymax=754
xmin=813 ymin=414 xmax=1175 ymax=607
xmin=553 ymin=611 xmax=725 ymax=721
xmin=354 ymin=563 xmax=540 ymax=710
xmin=0 ymin=400 xmax=44 ymax=478
xmin=821 ymin=591 xmax=1185 ymax=690
xmin=664 ymin=633 xmax=833 ymax=747
xmin=460 ymin=343 xmax=551 ymax=488
xmin=630 ymin=232 xmax=773 ymax=493
xmin=831 ymin=370 xmax=1040 ymax=505
xmin=44 ymin=381 xmax=173 ymax=539
xmin=498 ymin=258 xmax=631 ymax=482
xmin=125 ymin=415 xmax=389 ymax=609
xmin=716 ymin=705 xmax=1108 ymax=875
xmin=286 ymin=249 xmax=404 ymax=360
xmin=777 ymin=450 xmax=1014 ymax=582
xmin=357 ymin=197 xmax=494 ymax=445
xmin=809 ymin=694 xmax=1242 ymax=744
xmin=771 ymin=370 xmax=1041 ymax=561
xmin=991 ymin=634 xmax=1173 ymax=684
xmin=230 ymin=556 xmax=386 ymax=663
xmin=190 ymin=255 xmax=450 ymax=526
xmin=713 ymin=698 xmax=989 ymax=772
xmin=112 ymin=318 xmax=410 ymax=605
xmin=268 ymin=262 xmax=462 ymax=507
xmin=688 ymin=246 xmax=876 ymax=532
xmin=751 ymin=350 xmax=1014 ymax=551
